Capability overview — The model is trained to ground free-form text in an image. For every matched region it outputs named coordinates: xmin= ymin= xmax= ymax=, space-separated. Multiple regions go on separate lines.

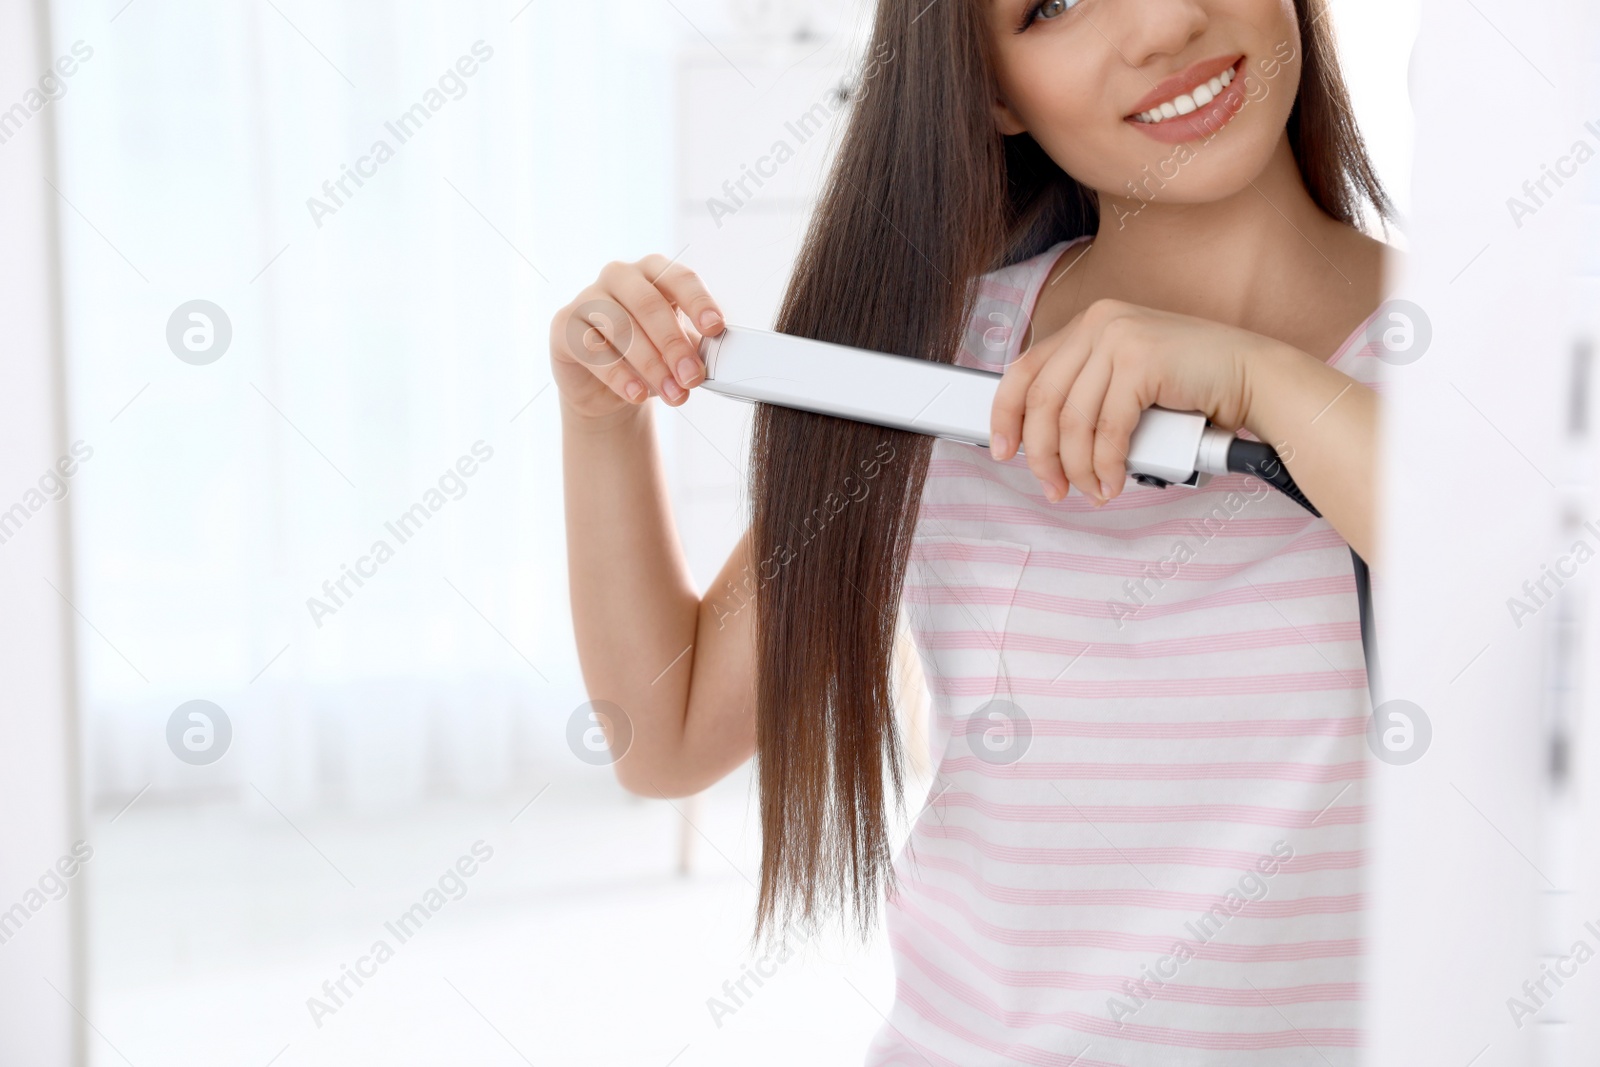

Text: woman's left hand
xmin=989 ymin=298 xmax=1279 ymax=506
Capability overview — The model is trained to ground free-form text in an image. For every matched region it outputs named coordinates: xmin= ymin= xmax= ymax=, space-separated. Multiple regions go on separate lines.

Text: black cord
xmin=1348 ymin=550 xmax=1381 ymax=703
xmin=1225 ymin=440 xmax=1382 ymax=707
xmin=1229 ymin=440 xmax=1319 ymax=516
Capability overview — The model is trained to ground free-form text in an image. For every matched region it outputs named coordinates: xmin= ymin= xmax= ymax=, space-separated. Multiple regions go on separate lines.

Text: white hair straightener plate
xmin=696 ymin=323 xmax=1236 ymax=492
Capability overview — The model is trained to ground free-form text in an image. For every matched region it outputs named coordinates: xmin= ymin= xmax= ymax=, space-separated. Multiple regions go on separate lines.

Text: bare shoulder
xmin=1329 ymin=223 xmax=1389 ymax=288
xmin=1342 ymin=224 xmax=1406 ymax=299
xmin=1370 ymin=231 xmax=1407 ymax=290
xmin=1313 ymin=223 xmax=1399 ymax=354
xmin=1022 ymin=241 xmax=1097 ymax=348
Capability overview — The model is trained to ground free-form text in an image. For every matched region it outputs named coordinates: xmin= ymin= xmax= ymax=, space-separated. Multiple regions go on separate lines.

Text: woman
xmin=555 ymin=0 xmax=1392 ymax=1060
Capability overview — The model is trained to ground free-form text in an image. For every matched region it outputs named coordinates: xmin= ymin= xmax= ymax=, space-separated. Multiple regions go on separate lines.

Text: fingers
xmin=602 ymin=262 xmax=697 ymax=405
xmin=554 ymin=296 xmax=654 ymax=405
xmin=1021 ymin=355 xmax=1077 ymax=503
xmin=555 ymin=256 xmax=726 ymax=409
xmin=641 ymin=254 xmax=725 ymax=338
xmin=1090 ymin=362 xmax=1140 ymax=504
xmin=991 ymin=317 xmax=1062 ymax=464
xmin=989 ymin=301 xmax=1135 ymax=506
xmin=635 ymin=256 xmax=727 ymax=399
xmin=1058 ymin=354 xmax=1112 ymax=506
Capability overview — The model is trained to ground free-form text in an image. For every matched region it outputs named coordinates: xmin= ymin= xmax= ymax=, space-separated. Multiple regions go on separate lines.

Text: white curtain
xmin=55 ymin=0 xmax=725 ymax=812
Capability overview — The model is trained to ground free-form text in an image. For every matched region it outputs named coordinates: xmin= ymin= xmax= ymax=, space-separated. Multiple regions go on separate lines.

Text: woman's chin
xmin=1097 ymin=125 xmax=1283 ymax=205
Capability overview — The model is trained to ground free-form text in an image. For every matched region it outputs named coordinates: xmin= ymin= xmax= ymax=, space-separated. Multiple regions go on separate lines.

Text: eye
xmin=1015 ymin=0 xmax=1080 ymax=33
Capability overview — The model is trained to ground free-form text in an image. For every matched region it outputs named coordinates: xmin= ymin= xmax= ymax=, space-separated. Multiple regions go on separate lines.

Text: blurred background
xmin=4 ymin=0 xmax=1597 ymax=1064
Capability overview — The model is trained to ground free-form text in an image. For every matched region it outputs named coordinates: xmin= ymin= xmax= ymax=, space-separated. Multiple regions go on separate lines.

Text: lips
xmin=1123 ymin=56 xmax=1249 ymax=144
xmin=1125 ymin=54 xmax=1246 ymax=119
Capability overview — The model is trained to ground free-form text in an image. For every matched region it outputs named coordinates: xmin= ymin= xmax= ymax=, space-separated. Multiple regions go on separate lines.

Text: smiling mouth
xmin=1128 ymin=58 xmax=1245 ymax=125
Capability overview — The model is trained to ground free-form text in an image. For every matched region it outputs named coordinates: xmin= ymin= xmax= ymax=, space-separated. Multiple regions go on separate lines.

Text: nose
xmin=1104 ymin=0 xmax=1211 ymax=81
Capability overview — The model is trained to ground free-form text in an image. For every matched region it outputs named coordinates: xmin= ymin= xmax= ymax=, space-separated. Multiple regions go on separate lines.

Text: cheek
xmin=1006 ymin=66 xmax=1128 ymax=185
xmin=1239 ymin=0 xmax=1303 ymax=77
xmin=1033 ymin=117 xmax=1148 ymax=196
xmin=1003 ymin=55 xmax=1105 ymax=136
xmin=1223 ymin=0 xmax=1299 ymax=42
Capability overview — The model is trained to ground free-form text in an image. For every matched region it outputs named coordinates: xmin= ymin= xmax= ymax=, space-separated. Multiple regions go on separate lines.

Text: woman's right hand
xmin=549 ymin=254 xmax=727 ymax=420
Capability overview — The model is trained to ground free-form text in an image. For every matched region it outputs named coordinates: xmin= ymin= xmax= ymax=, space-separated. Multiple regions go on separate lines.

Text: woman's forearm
xmin=561 ymin=396 xmax=703 ymax=778
xmin=1242 ymin=341 xmax=1381 ymax=566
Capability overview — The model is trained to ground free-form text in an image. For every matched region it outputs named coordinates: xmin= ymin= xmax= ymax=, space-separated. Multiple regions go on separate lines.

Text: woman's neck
xmin=1032 ymin=135 xmax=1388 ymax=359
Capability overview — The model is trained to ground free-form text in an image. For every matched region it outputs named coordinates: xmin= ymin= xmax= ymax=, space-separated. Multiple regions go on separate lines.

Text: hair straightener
xmin=696 ymin=323 xmax=1381 ymax=703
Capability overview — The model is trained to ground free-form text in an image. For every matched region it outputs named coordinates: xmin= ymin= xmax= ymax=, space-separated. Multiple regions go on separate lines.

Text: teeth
xmin=1135 ymin=65 xmax=1234 ymax=124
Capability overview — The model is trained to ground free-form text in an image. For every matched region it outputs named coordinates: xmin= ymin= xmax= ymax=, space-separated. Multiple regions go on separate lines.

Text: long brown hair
xmin=749 ymin=0 xmax=1392 ymax=942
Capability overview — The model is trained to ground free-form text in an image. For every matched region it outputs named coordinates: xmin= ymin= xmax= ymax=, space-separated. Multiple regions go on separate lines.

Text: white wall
xmin=1368 ymin=0 xmax=1596 ymax=1063
xmin=0 ymin=0 xmax=85 ymax=1061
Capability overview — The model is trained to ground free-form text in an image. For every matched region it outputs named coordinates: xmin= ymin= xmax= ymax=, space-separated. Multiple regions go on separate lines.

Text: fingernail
xmin=677 ymin=357 xmax=700 ymax=385
xmin=990 ymin=433 xmax=1008 ymax=459
xmin=1100 ymin=478 xmax=1116 ymax=501
xmin=662 ymin=378 xmax=684 ymax=402
xmin=699 ymin=309 xmax=722 ymax=330
xmin=625 ymin=380 xmax=645 ymax=402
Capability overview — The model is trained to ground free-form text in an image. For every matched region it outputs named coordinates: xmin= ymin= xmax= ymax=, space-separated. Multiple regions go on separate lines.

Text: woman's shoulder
xmin=1321 ymin=225 xmax=1405 ymax=370
xmin=957 ymin=236 xmax=1090 ymax=370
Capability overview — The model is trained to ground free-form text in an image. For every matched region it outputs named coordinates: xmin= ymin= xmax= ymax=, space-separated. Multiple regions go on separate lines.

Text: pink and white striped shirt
xmin=868 ymin=234 xmax=1387 ymax=1066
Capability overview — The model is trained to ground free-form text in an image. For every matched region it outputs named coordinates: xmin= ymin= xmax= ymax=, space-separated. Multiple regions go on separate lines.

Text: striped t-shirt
xmin=868 ymin=234 xmax=1387 ymax=1065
